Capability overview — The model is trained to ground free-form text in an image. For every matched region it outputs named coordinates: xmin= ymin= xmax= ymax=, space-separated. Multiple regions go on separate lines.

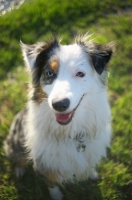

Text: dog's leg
xmin=89 ymin=168 xmax=99 ymax=180
xmin=40 ymin=170 xmax=64 ymax=200
xmin=14 ymin=160 xmax=27 ymax=177
xmin=15 ymin=167 xmax=26 ymax=177
xmin=48 ymin=186 xmax=64 ymax=200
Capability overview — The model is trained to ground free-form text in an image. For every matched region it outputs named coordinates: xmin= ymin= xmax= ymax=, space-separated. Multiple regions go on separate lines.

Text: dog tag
xmin=75 ymin=133 xmax=86 ymax=152
xmin=77 ymin=143 xmax=86 ymax=152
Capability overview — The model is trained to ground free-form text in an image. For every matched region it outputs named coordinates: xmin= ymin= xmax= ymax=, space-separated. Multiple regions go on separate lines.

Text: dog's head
xmin=21 ymin=35 xmax=114 ymax=125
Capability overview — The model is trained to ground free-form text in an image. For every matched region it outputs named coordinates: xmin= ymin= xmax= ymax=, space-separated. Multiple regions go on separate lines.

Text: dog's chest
xmin=34 ymin=134 xmax=92 ymax=181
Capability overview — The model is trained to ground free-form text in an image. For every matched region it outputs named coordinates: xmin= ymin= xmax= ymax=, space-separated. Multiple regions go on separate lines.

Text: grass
xmin=0 ymin=0 xmax=132 ymax=199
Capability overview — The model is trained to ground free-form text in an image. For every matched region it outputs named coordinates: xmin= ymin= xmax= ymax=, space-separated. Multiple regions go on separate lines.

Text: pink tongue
xmin=55 ymin=112 xmax=73 ymax=123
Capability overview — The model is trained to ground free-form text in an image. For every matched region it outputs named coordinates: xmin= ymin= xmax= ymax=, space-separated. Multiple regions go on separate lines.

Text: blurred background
xmin=0 ymin=0 xmax=132 ymax=199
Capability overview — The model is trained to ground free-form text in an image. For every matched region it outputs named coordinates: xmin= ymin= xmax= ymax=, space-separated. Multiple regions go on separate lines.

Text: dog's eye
xmin=76 ymin=72 xmax=85 ymax=77
xmin=46 ymin=71 xmax=54 ymax=78
xmin=42 ymin=69 xmax=56 ymax=84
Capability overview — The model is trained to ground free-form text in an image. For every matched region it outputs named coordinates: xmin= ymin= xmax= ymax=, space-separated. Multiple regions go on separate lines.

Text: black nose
xmin=52 ymin=98 xmax=70 ymax=112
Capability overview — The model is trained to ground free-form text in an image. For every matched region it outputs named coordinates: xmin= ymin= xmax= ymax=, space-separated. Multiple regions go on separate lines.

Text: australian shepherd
xmin=4 ymin=34 xmax=114 ymax=200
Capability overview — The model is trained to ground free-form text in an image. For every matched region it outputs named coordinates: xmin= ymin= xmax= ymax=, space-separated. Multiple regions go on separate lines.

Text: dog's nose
xmin=52 ymin=98 xmax=70 ymax=112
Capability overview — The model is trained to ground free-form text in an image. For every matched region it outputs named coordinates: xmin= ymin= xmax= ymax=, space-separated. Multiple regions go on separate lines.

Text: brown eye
xmin=76 ymin=72 xmax=85 ymax=77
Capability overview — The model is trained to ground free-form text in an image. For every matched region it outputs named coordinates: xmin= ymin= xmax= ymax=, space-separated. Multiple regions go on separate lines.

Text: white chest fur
xmin=26 ymin=99 xmax=111 ymax=184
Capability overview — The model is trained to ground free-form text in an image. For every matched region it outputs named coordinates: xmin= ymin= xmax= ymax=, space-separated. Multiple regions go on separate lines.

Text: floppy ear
xmin=90 ymin=42 xmax=114 ymax=75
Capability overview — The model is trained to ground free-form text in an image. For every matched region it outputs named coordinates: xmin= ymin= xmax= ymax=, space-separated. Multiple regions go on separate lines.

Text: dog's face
xmin=42 ymin=44 xmax=97 ymax=125
xmin=21 ymin=36 xmax=113 ymax=125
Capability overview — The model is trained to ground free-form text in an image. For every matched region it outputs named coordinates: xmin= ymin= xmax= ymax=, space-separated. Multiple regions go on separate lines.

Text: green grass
xmin=0 ymin=0 xmax=132 ymax=199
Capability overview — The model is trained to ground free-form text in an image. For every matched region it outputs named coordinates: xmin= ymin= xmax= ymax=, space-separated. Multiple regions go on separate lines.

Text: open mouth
xmin=55 ymin=110 xmax=74 ymax=125
xmin=55 ymin=94 xmax=85 ymax=125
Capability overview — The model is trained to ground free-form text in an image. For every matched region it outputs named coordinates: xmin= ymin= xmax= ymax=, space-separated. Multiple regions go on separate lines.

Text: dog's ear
xmin=20 ymin=38 xmax=60 ymax=71
xmin=90 ymin=42 xmax=114 ymax=75
xmin=20 ymin=41 xmax=41 ymax=70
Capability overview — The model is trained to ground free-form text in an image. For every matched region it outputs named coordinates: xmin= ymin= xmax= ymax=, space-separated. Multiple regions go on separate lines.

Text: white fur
xmin=21 ymin=42 xmax=46 ymax=70
xmin=15 ymin=167 xmax=25 ymax=177
xmin=24 ymin=43 xmax=111 ymax=184
xmin=21 ymin=43 xmax=36 ymax=70
xmin=48 ymin=186 xmax=64 ymax=200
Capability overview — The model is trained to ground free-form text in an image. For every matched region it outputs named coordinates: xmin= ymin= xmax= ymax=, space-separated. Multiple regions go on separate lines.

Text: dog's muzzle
xmin=52 ymin=95 xmax=85 ymax=125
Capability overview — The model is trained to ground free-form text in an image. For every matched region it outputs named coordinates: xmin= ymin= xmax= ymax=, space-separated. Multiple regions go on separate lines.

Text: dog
xmin=4 ymin=34 xmax=114 ymax=200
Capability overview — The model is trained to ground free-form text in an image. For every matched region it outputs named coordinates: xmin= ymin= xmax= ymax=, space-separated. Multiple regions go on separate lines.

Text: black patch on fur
xmin=32 ymin=38 xmax=60 ymax=87
xmin=21 ymin=37 xmax=60 ymax=101
xmin=4 ymin=109 xmax=28 ymax=165
xmin=76 ymin=36 xmax=114 ymax=75
xmin=90 ymin=43 xmax=113 ymax=75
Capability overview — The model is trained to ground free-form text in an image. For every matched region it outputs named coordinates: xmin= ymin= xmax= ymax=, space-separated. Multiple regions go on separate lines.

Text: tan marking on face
xmin=50 ymin=59 xmax=59 ymax=73
xmin=38 ymin=86 xmax=47 ymax=104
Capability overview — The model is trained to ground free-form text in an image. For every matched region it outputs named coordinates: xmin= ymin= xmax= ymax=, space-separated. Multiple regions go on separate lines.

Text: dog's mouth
xmin=55 ymin=111 xmax=74 ymax=125
xmin=55 ymin=94 xmax=85 ymax=125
